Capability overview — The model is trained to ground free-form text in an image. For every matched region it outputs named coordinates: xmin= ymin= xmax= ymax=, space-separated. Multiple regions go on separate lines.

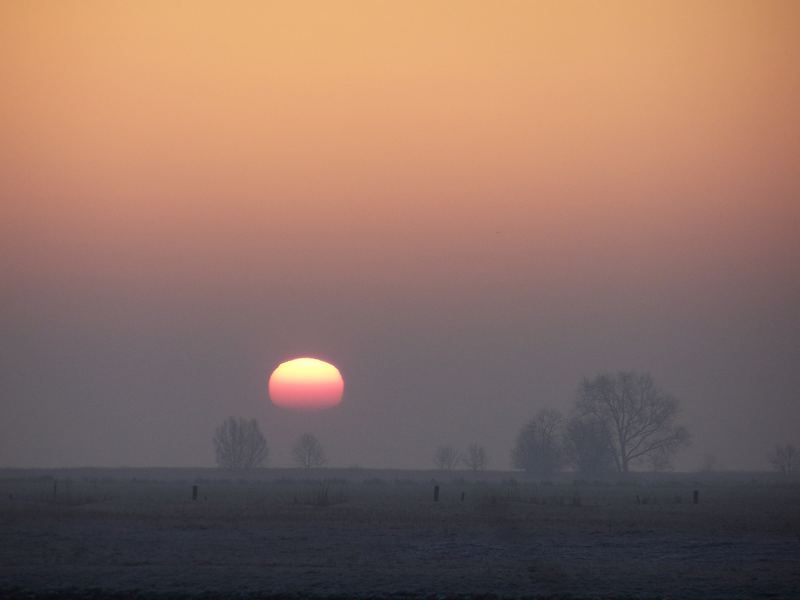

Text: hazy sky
xmin=2 ymin=1 xmax=798 ymax=470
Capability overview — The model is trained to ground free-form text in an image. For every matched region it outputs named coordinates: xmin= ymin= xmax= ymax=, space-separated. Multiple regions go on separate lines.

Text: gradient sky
xmin=2 ymin=1 xmax=798 ymax=469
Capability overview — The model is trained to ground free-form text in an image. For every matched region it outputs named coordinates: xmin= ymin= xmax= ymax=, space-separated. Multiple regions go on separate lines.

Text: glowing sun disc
xmin=268 ymin=357 xmax=344 ymax=411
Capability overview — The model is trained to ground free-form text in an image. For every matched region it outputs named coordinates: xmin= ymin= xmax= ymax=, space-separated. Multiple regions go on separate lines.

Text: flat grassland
xmin=1 ymin=469 xmax=799 ymax=599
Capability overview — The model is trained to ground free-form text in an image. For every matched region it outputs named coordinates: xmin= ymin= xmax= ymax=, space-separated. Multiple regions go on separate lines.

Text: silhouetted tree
xmin=511 ymin=409 xmax=563 ymax=476
xmin=647 ymin=444 xmax=676 ymax=472
xmin=576 ymin=372 xmax=690 ymax=473
xmin=433 ymin=445 xmax=461 ymax=470
xmin=213 ymin=417 xmax=269 ymax=469
xmin=768 ymin=443 xmax=798 ymax=476
xmin=464 ymin=443 xmax=487 ymax=471
xmin=563 ymin=415 xmax=615 ymax=476
xmin=293 ymin=433 xmax=326 ymax=469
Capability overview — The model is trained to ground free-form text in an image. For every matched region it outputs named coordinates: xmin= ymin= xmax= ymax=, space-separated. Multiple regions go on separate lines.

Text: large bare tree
xmin=511 ymin=409 xmax=563 ymax=476
xmin=213 ymin=417 xmax=269 ymax=469
xmin=293 ymin=433 xmax=327 ymax=469
xmin=563 ymin=415 xmax=615 ymax=476
xmin=576 ymin=372 xmax=689 ymax=473
xmin=768 ymin=443 xmax=797 ymax=476
xmin=464 ymin=443 xmax=487 ymax=471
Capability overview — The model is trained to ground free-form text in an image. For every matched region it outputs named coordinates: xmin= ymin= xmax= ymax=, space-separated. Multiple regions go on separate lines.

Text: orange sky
xmin=1 ymin=1 xmax=799 ymax=468
xmin=3 ymin=0 xmax=798 ymax=283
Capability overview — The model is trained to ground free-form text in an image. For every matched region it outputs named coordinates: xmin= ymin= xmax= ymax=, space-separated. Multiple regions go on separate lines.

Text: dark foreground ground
xmin=1 ymin=469 xmax=799 ymax=599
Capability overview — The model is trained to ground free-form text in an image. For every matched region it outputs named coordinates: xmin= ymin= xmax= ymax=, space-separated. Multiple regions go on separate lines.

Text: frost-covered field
xmin=1 ymin=469 xmax=799 ymax=599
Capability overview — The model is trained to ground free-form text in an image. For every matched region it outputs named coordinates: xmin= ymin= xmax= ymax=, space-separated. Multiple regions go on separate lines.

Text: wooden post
xmin=433 ymin=485 xmax=440 ymax=502
xmin=192 ymin=485 xmax=198 ymax=501
xmin=693 ymin=490 xmax=699 ymax=504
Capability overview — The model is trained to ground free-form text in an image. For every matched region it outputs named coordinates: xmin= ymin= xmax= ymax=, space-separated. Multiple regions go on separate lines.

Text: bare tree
xmin=768 ymin=443 xmax=798 ymax=476
xmin=433 ymin=445 xmax=461 ymax=470
xmin=563 ymin=415 xmax=615 ymax=476
xmin=293 ymin=433 xmax=326 ymax=469
xmin=464 ymin=443 xmax=487 ymax=471
xmin=647 ymin=444 xmax=676 ymax=472
xmin=511 ymin=409 xmax=563 ymax=476
xmin=213 ymin=417 xmax=269 ymax=469
xmin=576 ymin=372 xmax=690 ymax=473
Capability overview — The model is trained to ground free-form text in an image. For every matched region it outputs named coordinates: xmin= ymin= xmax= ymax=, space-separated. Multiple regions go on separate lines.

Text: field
xmin=1 ymin=469 xmax=799 ymax=599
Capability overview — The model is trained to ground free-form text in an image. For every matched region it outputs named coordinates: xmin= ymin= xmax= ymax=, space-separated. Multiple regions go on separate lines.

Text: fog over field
xmin=2 ymin=2 xmax=799 ymax=473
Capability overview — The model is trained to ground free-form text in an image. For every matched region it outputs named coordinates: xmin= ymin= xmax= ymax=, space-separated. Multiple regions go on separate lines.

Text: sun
xmin=268 ymin=357 xmax=344 ymax=411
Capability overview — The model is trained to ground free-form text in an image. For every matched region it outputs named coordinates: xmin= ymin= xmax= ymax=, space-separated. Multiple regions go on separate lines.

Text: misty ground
xmin=1 ymin=469 xmax=799 ymax=599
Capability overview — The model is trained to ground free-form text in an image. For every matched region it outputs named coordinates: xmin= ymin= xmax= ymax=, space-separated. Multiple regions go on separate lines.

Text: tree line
xmin=433 ymin=371 xmax=689 ymax=475
xmin=512 ymin=371 xmax=690 ymax=475
xmin=213 ymin=418 xmax=326 ymax=469
xmin=212 ymin=370 xmax=797 ymax=475
xmin=434 ymin=371 xmax=796 ymax=476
